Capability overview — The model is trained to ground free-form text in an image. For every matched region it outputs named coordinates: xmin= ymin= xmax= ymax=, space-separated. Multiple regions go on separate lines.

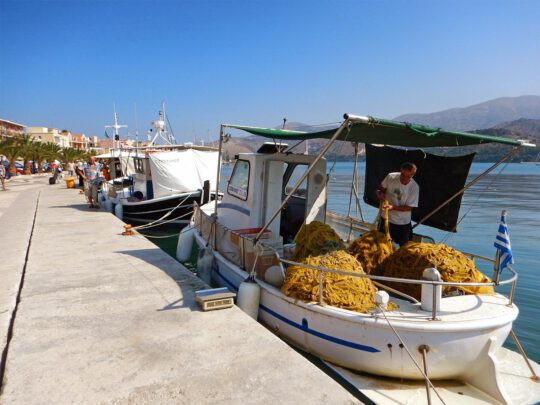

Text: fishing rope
xmin=131 ymin=192 xmax=196 ymax=230
xmin=376 ymin=304 xmax=447 ymax=405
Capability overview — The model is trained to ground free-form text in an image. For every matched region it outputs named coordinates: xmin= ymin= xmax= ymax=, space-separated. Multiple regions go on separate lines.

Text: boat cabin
xmin=132 ymin=155 xmax=153 ymax=200
xmin=220 ymin=147 xmax=327 ymax=243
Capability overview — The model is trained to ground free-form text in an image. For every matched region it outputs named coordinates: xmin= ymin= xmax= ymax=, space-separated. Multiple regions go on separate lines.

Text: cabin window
xmin=228 ymin=159 xmax=250 ymax=200
xmin=135 ymin=159 xmax=145 ymax=174
xmin=284 ymin=163 xmax=308 ymax=199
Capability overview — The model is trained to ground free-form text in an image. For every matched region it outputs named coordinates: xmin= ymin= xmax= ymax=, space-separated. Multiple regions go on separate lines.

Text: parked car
xmin=13 ymin=162 xmax=24 ymax=175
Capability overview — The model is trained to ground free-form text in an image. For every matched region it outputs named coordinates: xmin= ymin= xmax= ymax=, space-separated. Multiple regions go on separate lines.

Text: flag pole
xmin=493 ymin=209 xmax=507 ymax=284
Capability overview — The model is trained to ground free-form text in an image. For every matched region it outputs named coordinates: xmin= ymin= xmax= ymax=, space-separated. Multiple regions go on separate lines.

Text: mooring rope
xmin=376 ymin=304 xmax=447 ymax=405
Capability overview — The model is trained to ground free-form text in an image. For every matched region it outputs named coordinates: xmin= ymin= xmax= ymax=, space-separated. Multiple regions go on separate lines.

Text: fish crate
xmin=195 ymin=287 xmax=236 ymax=311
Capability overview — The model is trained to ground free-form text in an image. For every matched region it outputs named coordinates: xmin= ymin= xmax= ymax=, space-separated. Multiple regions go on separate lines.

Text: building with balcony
xmin=26 ymin=127 xmax=70 ymax=148
xmin=0 ymin=118 xmax=25 ymax=140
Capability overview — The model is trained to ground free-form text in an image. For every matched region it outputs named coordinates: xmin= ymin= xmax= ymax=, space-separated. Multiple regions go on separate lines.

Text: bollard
xmin=421 ymin=267 xmax=442 ymax=314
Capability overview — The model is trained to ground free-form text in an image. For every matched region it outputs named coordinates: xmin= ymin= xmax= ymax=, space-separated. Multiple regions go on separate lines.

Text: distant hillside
xmin=214 ymin=97 xmax=540 ymax=162
xmin=395 ymin=95 xmax=540 ymax=131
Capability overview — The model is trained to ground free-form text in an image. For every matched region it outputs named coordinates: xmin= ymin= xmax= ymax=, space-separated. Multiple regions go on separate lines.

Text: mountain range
xmin=216 ymin=95 xmax=540 ymax=162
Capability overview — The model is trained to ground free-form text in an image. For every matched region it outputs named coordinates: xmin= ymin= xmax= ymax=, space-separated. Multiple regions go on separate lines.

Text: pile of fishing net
xmin=292 ymin=221 xmax=344 ymax=261
xmin=281 ymin=249 xmax=396 ymax=313
xmin=377 ymin=242 xmax=495 ymax=300
xmin=348 ymin=230 xmax=394 ymax=275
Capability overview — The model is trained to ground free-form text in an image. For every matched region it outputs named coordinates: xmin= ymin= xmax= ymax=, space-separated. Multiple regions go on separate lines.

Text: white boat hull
xmin=192 ymin=230 xmax=518 ymax=380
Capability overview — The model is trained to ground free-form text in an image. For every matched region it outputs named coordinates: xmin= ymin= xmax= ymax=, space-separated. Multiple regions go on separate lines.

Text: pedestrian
xmin=0 ymin=162 xmax=7 ymax=191
xmin=376 ymin=162 xmax=419 ymax=246
xmin=75 ymin=161 xmax=85 ymax=189
xmin=84 ymin=156 xmax=102 ymax=208
xmin=67 ymin=161 xmax=75 ymax=176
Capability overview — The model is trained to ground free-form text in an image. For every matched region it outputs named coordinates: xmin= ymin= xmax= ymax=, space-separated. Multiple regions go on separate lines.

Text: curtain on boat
xmin=149 ymin=150 xmax=219 ymax=198
xmin=363 ymin=144 xmax=476 ymax=232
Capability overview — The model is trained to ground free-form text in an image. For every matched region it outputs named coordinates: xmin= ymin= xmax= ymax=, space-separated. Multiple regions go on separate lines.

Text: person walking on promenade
xmin=0 ymin=163 xmax=7 ymax=191
xmin=75 ymin=161 xmax=84 ymax=189
xmin=83 ymin=156 xmax=102 ymax=208
xmin=376 ymin=162 xmax=419 ymax=246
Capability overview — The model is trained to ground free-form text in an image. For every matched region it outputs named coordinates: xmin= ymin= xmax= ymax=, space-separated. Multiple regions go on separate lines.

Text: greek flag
xmin=494 ymin=214 xmax=514 ymax=271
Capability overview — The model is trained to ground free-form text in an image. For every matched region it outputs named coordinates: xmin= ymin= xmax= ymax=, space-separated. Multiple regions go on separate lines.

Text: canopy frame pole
xmin=253 ymin=119 xmax=351 ymax=244
xmin=413 ymin=147 xmax=519 ymax=229
xmin=214 ymin=125 xmax=225 ymax=216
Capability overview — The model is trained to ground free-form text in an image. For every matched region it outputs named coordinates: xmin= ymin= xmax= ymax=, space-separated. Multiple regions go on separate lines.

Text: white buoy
xmin=114 ymin=202 xmax=123 ymax=219
xmin=264 ymin=265 xmax=285 ymax=287
xmin=177 ymin=226 xmax=195 ymax=262
xmin=102 ymin=196 xmax=113 ymax=213
xmin=375 ymin=290 xmax=390 ymax=311
xmin=237 ymin=276 xmax=261 ymax=320
xmin=197 ymin=246 xmax=214 ymax=285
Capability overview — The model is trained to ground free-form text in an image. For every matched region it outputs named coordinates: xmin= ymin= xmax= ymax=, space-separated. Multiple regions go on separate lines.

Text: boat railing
xmin=279 ymin=257 xmax=518 ymax=320
xmin=193 ymin=204 xmax=519 ymax=320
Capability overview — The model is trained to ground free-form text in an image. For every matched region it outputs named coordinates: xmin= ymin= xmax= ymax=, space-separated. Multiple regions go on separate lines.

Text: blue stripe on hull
xmin=214 ymin=265 xmax=379 ymax=354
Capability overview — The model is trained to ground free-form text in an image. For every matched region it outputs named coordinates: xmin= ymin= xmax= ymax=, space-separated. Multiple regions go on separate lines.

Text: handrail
xmin=279 ymin=258 xmax=517 ymax=289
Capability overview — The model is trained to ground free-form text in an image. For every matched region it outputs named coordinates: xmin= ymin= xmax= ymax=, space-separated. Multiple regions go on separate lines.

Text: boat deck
xmin=0 ymin=175 xmax=358 ymax=404
xmin=327 ymin=347 xmax=540 ymax=404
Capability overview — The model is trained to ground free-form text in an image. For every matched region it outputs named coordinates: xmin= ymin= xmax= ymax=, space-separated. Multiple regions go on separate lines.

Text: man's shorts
xmin=378 ymin=221 xmax=412 ymax=246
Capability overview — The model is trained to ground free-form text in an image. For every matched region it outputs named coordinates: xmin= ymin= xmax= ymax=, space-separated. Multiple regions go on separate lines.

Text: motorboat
xmin=100 ymin=109 xmax=219 ymax=229
xmin=177 ymin=114 xmax=539 ymax=404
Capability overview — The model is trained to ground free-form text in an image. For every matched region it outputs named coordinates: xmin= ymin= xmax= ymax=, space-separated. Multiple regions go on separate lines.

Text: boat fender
xmin=177 ymin=226 xmax=195 ymax=262
xmin=421 ymin=267 xmax=442 ymax=312
xmin=103 ymin=198 xmax=113 ymax=213
xmin=237 ymin=275 xmax=261 ymax=320
xmin=264 ymin=265 xmax=285 ymax=288
xmin=375 ymin=290 xmax=390 ymax=311
xmin=114 ymin=202 xmax=123 ymax=219
xmin=197 ymin=246 xmax=214 ymax=285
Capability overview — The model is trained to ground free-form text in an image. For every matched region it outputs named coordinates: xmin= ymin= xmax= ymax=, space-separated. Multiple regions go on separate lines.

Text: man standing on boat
xmin=376 ymin=162 xmax=419 ymax=246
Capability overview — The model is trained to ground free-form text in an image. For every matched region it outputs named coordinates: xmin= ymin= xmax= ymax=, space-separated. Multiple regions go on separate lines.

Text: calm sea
xmin=147 ymin=162 xmax=540 ymax=363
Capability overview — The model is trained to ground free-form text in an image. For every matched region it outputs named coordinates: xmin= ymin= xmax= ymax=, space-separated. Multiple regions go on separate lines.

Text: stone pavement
xmin=0 ymin=176 xmax=359 ymax=404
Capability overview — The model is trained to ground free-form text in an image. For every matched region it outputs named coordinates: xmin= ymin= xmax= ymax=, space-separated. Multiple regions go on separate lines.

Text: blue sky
xmin=1 ymin=0 xmax=539 ymax=143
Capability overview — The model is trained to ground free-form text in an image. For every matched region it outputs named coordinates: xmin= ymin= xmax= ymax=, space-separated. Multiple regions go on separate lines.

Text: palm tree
xmin=60 ymin=147 xmax=84 ymax=166
xmin=42 ymin=142 xmax=61 ymax=170
xmin=31 ymin=142 xmax=49 ymax=174
xmin=17 ymin=135 xmax=36 ymax=175
xmin=0 ymin=137 xmax=22 ymax=176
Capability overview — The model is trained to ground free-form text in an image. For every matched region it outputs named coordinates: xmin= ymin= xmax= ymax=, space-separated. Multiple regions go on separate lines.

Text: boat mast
xmin=105 ymin=104 xmax=128 ymax=150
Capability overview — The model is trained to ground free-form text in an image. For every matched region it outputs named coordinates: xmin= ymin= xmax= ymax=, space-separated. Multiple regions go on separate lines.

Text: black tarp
xmin=363 ymin=144 xmax=476 ymax=232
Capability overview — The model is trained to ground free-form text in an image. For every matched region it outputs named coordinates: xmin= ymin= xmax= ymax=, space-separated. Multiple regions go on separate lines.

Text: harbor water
xmin=145 ymin=162 xmax=540 ymax=363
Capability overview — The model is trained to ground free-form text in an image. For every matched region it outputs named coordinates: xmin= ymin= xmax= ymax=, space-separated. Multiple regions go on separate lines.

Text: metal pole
xmin=509 ymin=330 xmax=540 ymax=381
xmin=319 ymin=270 xmax=324 ymax=305
xmin=214 ymin=125 xmax=224 ymax=215
xmin=413 ymin=148 xmax=519 ymax=229
xmin=254 ymin=119 xmax=351 ymax=244
xmin=419 ymin=345 xmax=432 ymax=405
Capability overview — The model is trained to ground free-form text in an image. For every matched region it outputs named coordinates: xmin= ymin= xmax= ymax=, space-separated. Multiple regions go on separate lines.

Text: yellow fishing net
xmin=292 ymin=221 xmax=344 ymax=261
xmin=378 ymin=242 xmax=495 ymax=300
xmin=282 ymin=249 xmax=396 ymax=313
xmin=348 ymin=230 xmax=394 ymax=275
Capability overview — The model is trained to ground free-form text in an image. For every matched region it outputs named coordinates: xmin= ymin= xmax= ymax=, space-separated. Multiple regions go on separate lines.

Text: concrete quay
xmin=0 ymin=176 xmax=359 ymax=404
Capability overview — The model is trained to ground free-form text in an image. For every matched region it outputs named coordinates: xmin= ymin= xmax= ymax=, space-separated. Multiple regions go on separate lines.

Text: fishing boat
xmin=100 ymin=110 xmax=219 ymax=229
xmin=177 ymin=114 xmax=539 ymax=404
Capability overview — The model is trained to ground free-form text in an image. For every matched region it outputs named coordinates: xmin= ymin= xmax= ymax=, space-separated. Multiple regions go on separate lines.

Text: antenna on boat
xmin=149 ymin=103 xmax=175 ymax=146
xmin=105 ymin=104 xmax=128 ymax=149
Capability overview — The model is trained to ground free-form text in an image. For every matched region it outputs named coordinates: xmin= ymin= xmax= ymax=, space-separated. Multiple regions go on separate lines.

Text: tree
xmin=0 ymin=138 xmax=22 ymax=176
xmin=17 ymin=135 xmax=36 ymax=175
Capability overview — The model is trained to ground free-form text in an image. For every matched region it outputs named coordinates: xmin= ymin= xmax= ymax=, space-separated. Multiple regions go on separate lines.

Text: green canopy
xmin=227 ymin=115 xmax=525 ymax=148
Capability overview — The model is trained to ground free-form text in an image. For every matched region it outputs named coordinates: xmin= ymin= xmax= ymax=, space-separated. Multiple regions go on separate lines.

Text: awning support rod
xmin=214 ymin=125 xmax=225 ymax=215
xmin=413 ymin=147 xmax=519 ymax=229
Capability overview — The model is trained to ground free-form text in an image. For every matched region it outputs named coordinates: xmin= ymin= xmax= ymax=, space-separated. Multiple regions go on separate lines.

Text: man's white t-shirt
xmin=381 ymin=172 xmax=419 ymax=225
